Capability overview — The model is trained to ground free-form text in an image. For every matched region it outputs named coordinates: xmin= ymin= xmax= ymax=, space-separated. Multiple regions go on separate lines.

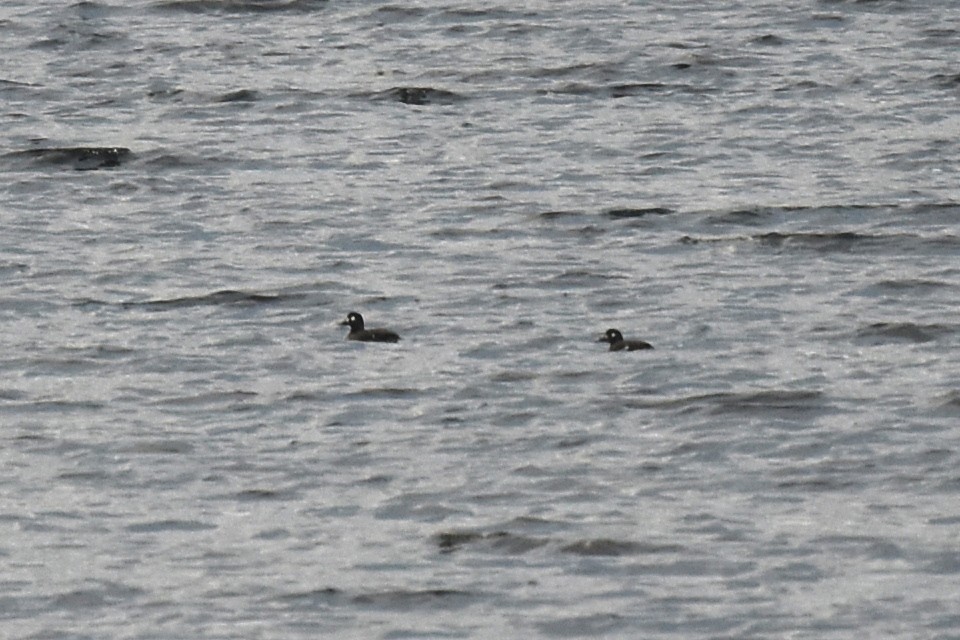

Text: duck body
xmin=340 ymin=311 xmax=401 ymax=343
xmin=599 ymin=328 xmax=653 ymax=351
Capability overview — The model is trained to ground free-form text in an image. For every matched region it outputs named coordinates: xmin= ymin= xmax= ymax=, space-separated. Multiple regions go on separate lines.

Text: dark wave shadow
xmin=76 ymin=289 xmax=295 ymax=311
xmin=934 ymin=390 xmax=960 ymax=415
xmin=274 ymin=586 xmax=482 ymax=611
xmin=931 ymin=72 xmax=960 ymax=88
xmin=752 ymin=230 xmax=871 ymax=250
xmin=537 ymin=613 xmax=632 ymax=637
xmin=605 ymin=206 xmax=676 ymax=219
xmin=2 ymin=147 xmax=132 ymax=171
xmin=352 ymin=588 xmax=477 ymax=609
xmin=151 ymin=0 xmax=328 ymax=14
xmin=360 ymin=86 xmax=465 ymax=106
xmin=680 ymin=230 xmax=889 ymax=252
xmin=130 ymin=290 xmax=286 ymax=310
xmin=434 ymin=530 xmax=549 ymax=555
xmin=125 ymin=519 xmax=217 ymax=533
xmin=541 ymin=81 xmax=714 ymax=99
xmin=855 ymin=322 xmax=955 ymax=345
xmin=704 ymin=202 xmax=960 ymax=225
xmin=215 ymin=88 xmax=260 ymax=103
xmin=622 ymin=389 xmax=828 ymax=416
xmin=433 ymin=528 xmax=683 ymax=557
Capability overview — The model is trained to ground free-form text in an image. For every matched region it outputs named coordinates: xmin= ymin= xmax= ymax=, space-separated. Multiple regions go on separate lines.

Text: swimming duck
xmin=598 ymin=328 xmax=653 ymax=351
xmin=340 ymin=311 xmax=401 ymax=343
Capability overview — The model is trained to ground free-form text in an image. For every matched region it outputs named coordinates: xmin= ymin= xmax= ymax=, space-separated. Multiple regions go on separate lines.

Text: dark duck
xmin=598 ymin=328 xmax=653 ymax=351
xmin=340 ymin=311 xmax=401 ymax=343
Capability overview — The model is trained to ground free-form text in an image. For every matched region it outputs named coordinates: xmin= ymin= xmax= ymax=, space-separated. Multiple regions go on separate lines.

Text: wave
xmin=705 ymin=202 xmax=960 ymax=223
xmin=617 ymin=389 xmax=830 ymax=417
xmin=128 ymin=289 xmax=286 ymax=310
xmin=433 ymin=529 xmax=683 ymax=557
xmin=535 ymin=206 xmax=677 ymax=222
xmin=275 ymin=586 xmax=480 ymax=610
xmin=76 ymin=289 xmax=292 ymax=311
xmin=679 ymin=231 xmax=869 ymax=249
xmin=605 ymin=206 xmax=676 ymax=219
xmin=540 ymin=81 xmax=714 ymax=99
xmin=934 ymin=391 xmax=960 ymax=415
xmin=215 ymin=88 xmax=260 ymax=103
xmin=931 ymin=72 xmax=960 ymax=88
xmin=864 ymin=279 xmax=952 ymax=292
xmin=151 ymin=0 xmax=328 ymax=14
xmin=125 ymin=519 xmax=217 ymax=533
xmin=540 ymin=202 xmax=959 ymax=232
xmin=855 ymin=322 xmax=955 ymax=344
xmin=359 ymin=86 xmax=465 ymax=106
xmin=1 ymin=147 xmax=132 ymax=171
xmin=351 ymin=588 xmax=476 ymax=609
xmin=679 ymin=229 xmax=960 ymax=253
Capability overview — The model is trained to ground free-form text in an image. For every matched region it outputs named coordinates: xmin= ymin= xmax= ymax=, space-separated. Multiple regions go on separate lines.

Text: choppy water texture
xmin=2 ymin=1 xmax=959 ymax=638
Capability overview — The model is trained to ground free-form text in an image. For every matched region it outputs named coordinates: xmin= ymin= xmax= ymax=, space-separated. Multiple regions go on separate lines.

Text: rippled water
xmin=2 ymin=1 xmax=960 ymax=638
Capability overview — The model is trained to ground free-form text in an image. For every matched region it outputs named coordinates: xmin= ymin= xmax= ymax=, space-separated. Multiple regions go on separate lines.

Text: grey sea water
xmin=2 ymin=1 xmax=959 ymax=638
